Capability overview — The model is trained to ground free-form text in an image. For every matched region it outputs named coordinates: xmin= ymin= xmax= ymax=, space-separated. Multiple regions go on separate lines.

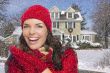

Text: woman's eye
xmin=23 ymin=25 xmax=29 ymax=28
xmin=37 ymin=25 xmax=43 ymax=28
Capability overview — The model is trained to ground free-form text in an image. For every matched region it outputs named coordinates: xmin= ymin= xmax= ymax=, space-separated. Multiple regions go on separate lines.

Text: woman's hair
xmin=19 ymin=30 xmax=63 ymax=70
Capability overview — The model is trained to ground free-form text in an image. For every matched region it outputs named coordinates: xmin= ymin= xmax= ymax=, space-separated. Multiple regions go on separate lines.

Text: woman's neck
xmin=39 ymin=47 xmax=53 ymax=55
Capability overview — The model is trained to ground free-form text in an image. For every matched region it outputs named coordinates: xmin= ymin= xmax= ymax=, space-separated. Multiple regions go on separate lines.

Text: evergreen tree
xmin=71 ymin=3 xmax=87 ymax=30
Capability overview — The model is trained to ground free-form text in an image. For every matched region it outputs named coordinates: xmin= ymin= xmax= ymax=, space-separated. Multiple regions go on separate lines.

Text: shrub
xmin=76 ymin=40 xmax=102 ymax=49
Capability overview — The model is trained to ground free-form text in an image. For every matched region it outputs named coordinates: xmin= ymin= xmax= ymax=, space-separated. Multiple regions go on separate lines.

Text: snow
xmin=12 ymin=26 xmax=22 ymax=36
xmin=81 ymin=30 xmax=97 ymax=35
xmin=0 ymin=36 xmax=5 ymax=41
xmin=0 ymin=63 xmax=5 ymax=73
xmin=0 ymin=57 xmax=7 ymax=61
xmin=0 ymin=50 xmax=110 ymax=73
xmin=75 ymin=12 xmax=83 ymax=21
xmin=77 ymin=49 xmax=110 ymax=73
xmin=77 ymin=50 xmax=105 ymax=72
xmin=61 ymin=11 xmax=65 ymax=14
xmin=77 ymin=40 xmax=102 ymax=47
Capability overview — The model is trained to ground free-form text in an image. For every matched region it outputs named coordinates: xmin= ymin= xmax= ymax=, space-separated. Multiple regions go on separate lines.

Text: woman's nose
xmin=29 ymin=28 xmax=36 ymax=35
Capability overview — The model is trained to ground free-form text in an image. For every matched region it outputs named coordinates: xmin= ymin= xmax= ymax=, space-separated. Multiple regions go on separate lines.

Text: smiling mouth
xmin=28 ymin=38 xmax=39 ymax=44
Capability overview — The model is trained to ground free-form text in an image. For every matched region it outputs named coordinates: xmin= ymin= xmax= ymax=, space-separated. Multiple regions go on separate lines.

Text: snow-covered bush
xmin=76 ymin=40 xmax=102 ymax=49
xmin=71 ymin=43 xmax=79 ymax=49
xmin=63 ymin=38 xmax=79 ymax=49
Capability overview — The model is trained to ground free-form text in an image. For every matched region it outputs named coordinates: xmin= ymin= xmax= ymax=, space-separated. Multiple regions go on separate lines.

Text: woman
xmin=5 ymin=5 xmax=78 ymax=73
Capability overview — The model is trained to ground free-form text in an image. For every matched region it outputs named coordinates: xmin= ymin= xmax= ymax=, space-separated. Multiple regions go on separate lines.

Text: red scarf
xmin=7 ymin=45 xmax=52 ymax=73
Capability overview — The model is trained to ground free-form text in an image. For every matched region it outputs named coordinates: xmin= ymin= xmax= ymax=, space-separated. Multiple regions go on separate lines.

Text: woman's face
xmin=22 ymin=19 xmax=48 ymax=50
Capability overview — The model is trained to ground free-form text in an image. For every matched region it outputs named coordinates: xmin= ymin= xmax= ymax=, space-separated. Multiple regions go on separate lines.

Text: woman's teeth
xmin=29 ymin=38 xmax=38 ymax=41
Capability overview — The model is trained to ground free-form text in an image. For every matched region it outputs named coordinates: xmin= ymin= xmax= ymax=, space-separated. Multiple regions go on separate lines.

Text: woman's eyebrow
xmin=24 ymin=24 xmax=29 ymax=26
xmin=35 ymin=23 xmax=43 ymax=25
xmin=23 ymin=23 xmax=43 ymax=26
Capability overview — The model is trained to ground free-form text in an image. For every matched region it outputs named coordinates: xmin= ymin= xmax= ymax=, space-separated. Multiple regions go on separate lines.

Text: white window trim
xmin=67 ymin=22 xmax=74 ymax=29
xmin=54 ymin=12 xmax=59 ymax=19
xmin=52 ymin=22 xmax=59 ymax=29
xmin=51 ymin=12 xmax=55 ymax=19
xmin=67 ymin=12 xmax=74 ymax=19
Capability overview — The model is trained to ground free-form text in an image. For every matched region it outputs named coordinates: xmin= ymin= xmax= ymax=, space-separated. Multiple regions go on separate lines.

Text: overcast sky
xmin=5 ymin=0 xmax=97 ymax=29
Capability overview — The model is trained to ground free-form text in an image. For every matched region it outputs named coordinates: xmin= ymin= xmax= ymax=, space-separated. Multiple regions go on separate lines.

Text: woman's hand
xmin=41 ymin=51 xmax=49 ymax=55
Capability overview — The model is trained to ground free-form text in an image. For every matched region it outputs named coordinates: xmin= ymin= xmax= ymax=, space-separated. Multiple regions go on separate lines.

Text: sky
xmin=5 ymin=0 xmax=97 ymax=29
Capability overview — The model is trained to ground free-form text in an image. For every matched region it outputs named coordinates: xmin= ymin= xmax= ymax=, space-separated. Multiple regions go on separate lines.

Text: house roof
xmin=49 ymin=6 xmax=60 ymax=12
xmin=66 ymin=6 xmax=75 ymax=12
xmin=81 ymin=30 xmax=97 ymax=35
xmin=74 ymin=12 xmax=83 ymax=21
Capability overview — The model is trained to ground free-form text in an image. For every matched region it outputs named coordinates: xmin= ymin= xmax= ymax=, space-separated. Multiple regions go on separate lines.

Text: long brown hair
xmin=19 ymin=30 xmax=63 ymax=70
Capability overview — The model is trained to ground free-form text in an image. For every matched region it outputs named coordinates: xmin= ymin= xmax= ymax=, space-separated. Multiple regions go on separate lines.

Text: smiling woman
xmin=22 ymin=19 xmax=48 ymax=50
xmin=5 ymin=5 xmax=78 ymax=73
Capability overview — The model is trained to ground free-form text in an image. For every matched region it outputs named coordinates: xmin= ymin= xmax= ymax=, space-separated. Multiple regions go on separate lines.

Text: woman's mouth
xmin=28 ymin=37 xmax=39 ymax=44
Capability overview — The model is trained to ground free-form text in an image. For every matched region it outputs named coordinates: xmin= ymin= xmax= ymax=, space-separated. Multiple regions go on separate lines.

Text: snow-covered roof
xmin=61 ymin=11 xmax=65 ymax=14
xmin=81 ymin=30 xmax=97 ymax=35
xmin=74 ymin=12 xmax=83 ymax=21
xmin=12 ymin=26 xmax=22 ymax=36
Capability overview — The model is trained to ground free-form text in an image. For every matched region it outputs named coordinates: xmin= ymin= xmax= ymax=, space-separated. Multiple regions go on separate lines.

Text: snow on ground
xmin=0 ymin=57 xmax=7 ymax=73
xmin=76 ymin=49 xmax=110 ymax=73
xmin=0 ymin=49 xmax=110 ymax=73
xmin=0 ymin=62 xmax=5 ymax=73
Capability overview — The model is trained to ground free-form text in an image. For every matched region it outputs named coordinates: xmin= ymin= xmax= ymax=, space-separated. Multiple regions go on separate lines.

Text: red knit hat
xmin=21 ymin=5 xmax=52 ymax=32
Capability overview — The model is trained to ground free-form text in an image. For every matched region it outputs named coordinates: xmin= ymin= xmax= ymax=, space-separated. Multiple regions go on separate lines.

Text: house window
xmin=51 ymin=12 xmax=54 ymax=18
xmin=68 ymin=22 xmax=73 ymax=28
xmin=73 ymin=36 xmax=76 ymax=42
xmin=55 ymin=12 xmax=59 ymax=19
xmin=68 ymin=12 xmax=72 ymax=18
xmin=57 ymin=22 xmax=59 ymax=28
xmin=65 ymin=22 xmax=67 ymax=29
xmin=74 ymin=14 xmax=79 ymax=19
xmin=53 ymin=22 xmax=56 ymax=28
xmin=85 ymin=36 xmax=90 ymax=41
xmin=73 ymin=22 xmax=75 ymax=28
xmin=77 ymin=35 xmax=79 ymax=40
xmin=52 ymin=22 xmax=59 ymax=28
xmin=83 ymin=36 xmax=84 ymax=39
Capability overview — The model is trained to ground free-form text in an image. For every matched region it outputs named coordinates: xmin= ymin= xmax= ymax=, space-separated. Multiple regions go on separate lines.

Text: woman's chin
xmin=29 ymin=45 xmax=41 ymax=50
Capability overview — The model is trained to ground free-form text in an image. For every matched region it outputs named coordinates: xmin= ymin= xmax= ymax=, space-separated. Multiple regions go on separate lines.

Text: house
xmin=50 ymin=6 xmax=83 ymax=43
xmin=80 ymin=30 xmax=97 ymax=43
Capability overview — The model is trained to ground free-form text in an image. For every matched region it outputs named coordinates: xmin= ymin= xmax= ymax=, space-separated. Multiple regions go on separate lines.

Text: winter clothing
xmin=21 ymin=5 xmax=52 ymax=32
xmin=5 ymin=45 xmax=78 ymax=73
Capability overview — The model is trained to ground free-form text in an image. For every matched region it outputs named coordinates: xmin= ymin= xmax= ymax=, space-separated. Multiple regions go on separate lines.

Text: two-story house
xmin=50 ymin=6 xmax=83 ymax=43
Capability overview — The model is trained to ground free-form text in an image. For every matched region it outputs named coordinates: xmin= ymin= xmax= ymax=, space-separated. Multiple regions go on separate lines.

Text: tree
xmin=0 ymin=0 xmax=16 ymax=37
xmin=71 ymin=3 xmax=87 ymax=30
xmin=3 ymin=22 xmax=15 ymax=37
xmin=71 ymin=3 xmax=81 ymax=11
xmin=81 ymin=13 xmax=87 ymax=30
xmin=92 ymin=0 xmax=110 ymax=48
xmin=0 ymin=0 xmax=10 ymax=36
xmin=0 ymin=0 xmax=9 ymax=20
